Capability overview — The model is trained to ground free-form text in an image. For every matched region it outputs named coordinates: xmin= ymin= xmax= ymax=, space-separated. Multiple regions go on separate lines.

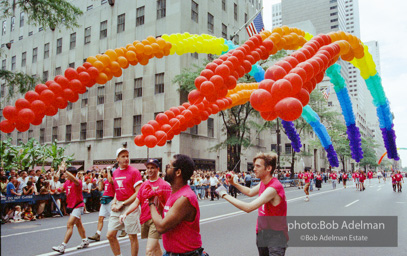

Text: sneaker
xmin=77 ymin=240 xmax=90 ymax=249
xmin=304 ymin=198 xmax=309 ymax=202
xmin=88 ymin=233 xmax=100 ymax=241
xmin=119 ymin=230 xmax=127 ymax=237
xmin=52 ymin=244 xmax=65 ymax=254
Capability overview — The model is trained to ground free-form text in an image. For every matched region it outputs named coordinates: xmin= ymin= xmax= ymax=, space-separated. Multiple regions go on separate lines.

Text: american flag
xmin=246 ymin=12 xmax=265 ymax=37
xmin=323 ymin=86 xmax=331 ymax=101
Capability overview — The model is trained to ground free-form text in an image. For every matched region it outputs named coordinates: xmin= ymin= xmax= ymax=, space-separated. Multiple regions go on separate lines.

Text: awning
xmin=33 ymin=166 xmax=51 ymax=171
xmin=71 ymin=165 xmax=83 ymax=170
xmin=91 ymin=164 xmax=113 ymax=170
xmin=131 ymin=163 xmax=146 ymax=170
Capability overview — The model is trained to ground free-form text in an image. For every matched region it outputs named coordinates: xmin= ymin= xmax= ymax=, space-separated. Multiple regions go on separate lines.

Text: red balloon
xmin=290 ymin=51 xmax=307 ymax=62
xmin=49 ymin=82 xmax=63 ymax=97
xmin=200 ymin=110 xmax=210 ymax=121
xmin=275 ymin=60 xmax=293 ymax=73
xmin=77 ymin=66 xmax=87 ymax=74
xmin=232 ymin=50 xmax=245 ymax=62
xmin=55 ymin=76 xmax=69 ymax=89
xmin=299 ymin=47 xmax=312 ymax=59
xmin=44 ymin=105 xmax=58 ymax=116
xmin=258 ymin=79 xmax=275 ymax=92
xmin=205 ymin=93 xmax=218 ymax=103
xmin=194 ymin=76 xmax=208 ymax=90
xmin=284 ymin=73 xmax=303 ymax=95
xmin=296 ymin=62 xmax=314 ymax=82
xmin=0 ymin=120 xmax=15 ymax=133
xmin=303 ymin=81 xmax=313 ymax=93
xmin=24 ymin=91 xmax=40 ymax=102
xmin=216 ymin=99 xmax=226 ymax=110
xmin=209 ymin=75 xmax=224 ymax=89
xmin=169 ymin=118 xmax=180 ymax=130
xmin=147 ymin=120 xmax=160 ymax=131
xmin=315 ymin=71 xmax=325 ymax=83
xmin=274 ymin=97 xmax=303 ymax=121
xmin=54 ymin=97 xmax=68 ymax=109
xmin=200 ymin=69 xmax=214 ymax=80
xmin=200 ymin=81 xmax=215 ymax=97
xmin=307 ymin=58 xmax=321 ymax=75
xmin=87 ymin=67 xmax=100 ymax=80
xmin=69 ymin=79 xmax=86 ymax=94
xmin=15 ymin=98 xmax=31 ymax=111
xmin=35 ymin=84 xmax=48 ymax=94
xmin=294 ymin=88 xmax=310 ymax=107
xmin=31 ymin=115 xmax=44 ymax=125
xmin=270 ymin=79 xmax=293 ymax=101
xmin=3 ymin=105 xmax=18 ymax=122
xmin=18 ymin=108 xmax=35 ymax=124
xmin=156 ymin=113 xmax=169 ymax=125
xmin=214 ymin=64 xmax=230 ymax=78
xmin=145 ymin=135 xmax=158 ymax=148
xmin=211 ymin=104 xmax=220 ymax=114
xmin=65 ymin=68 xmax=79 ymax=80
xmin=245 ymin=40 xmax=255 ymax=50
xmin=250 ymin=51 xmax=261 ymax=62
xmin=188 ymin=105 xmax=199 ymax=116
xmin=78 ymin=72 xmax=92 ymax=86
xmin=283 ymin=56 xmax=299 ymax=68
xmin=141 ymin=124 xmax=155 ymax=136
xmin=250 ymin=89 xmax=274 ymax=112
xmin=216 ymin=85 xmax=228 ymax=98
xmin=224 ymin=75 xmax=237 ymax=90
xmin=15 ymin=121 xmax=30 ymax=132
xmin=83 ymin=62 xmax=92 ymax=69
xmin=40 ymin=89 xmax=56 ymax=105
xmin=176 ymin=115 xmax=186 ymax=125
xmin=188 ymin=89 xmax=204 ymax=105
xmin=31 ymin=100 xmax=46 ymax=115
xmin=134 ymin=135 xmax=145 ymax=147
xmin=169 ymin=107 xmax=181 ymax=116
xmin=161 ymin=124 xmax=174 ymax=140
xmin=289 ymin=67 xmax=307 ymax=84
xmin=164 ymin=110 xmax=175 ymax=120
xmin=235 ymin=65 xmax=246 ymax=78
xmin=260 ymin=111 xmax=278 ymax=121
xmin=262 ymin=39 xmax=274 ymax=52
xmin=155 ymin=131 xmax=167 ymax=146
xmin=181 ymin=109 xmax=193 ymax=121
xmin=265 ymin=65 xmax=287 ymax=81
xmin=205 ymin=63 xmax=218 ymax=72
xmin=63 ymin=88 xmax=77 ymax=102
xmin=245 ymin=54 xmax=256 ymax=65
xmin=182 ymin=102 xmax=191 ymax=109
xmin=242 ymin=60 xmax=252 ymax=73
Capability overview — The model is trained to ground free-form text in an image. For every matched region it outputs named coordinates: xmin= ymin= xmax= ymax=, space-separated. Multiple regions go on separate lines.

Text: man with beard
xmin=120 ymin=159 xmax=171 ymax=256
xmin=148 ymin=154 xmax=207 ymax=256
xmin=106 ymin=148 xmax=142 ymax=256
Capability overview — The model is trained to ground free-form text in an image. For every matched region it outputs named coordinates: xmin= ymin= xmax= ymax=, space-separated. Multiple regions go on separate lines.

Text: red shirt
xmin=137 ymin=178 xmax=171 ymax=225
xmin=113 ymin=166 xmax=142 ymax=201
xmin=330 ymin=173 xmax=337 ymax=180
xmin=342 ymin=173 xmax=347 ymax=180
xmin=103 ymin=179 xmax=115 ymax=197
xmin=359 ymin=174 xmax=366 ymax=182
xmin=368 ymin=172 xmax=373 ymax=179
xmin=298 ymin=173 xmax=303 ymax=179
xmin=395 ymin=174 xmax=403 ymax=182
xmin=303 ymin=173 xmax=310 ymax=183
xmin=316 ymin=175 xmax=322 ymax=180
xmin=64 ymin=180 xmax=85 ymax=208
xmin=163 ymin=185 xmax=202 ymax=254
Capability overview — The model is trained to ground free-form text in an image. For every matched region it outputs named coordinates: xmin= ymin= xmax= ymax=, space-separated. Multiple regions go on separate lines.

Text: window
xmin=84 ymin=26 xmax=91 ymax=44
xmin=28 ymin=129 xmax=33 ymax=138
xmin=80 ymin=123 xmax=87 ymax=140
xmin=234 ymin=35 xmax=239 ymax=45
xmin=234 ymin=3 xmax=238 ymax=21
xmin=96 ymin=120 xmax=103 ymax=139
xmin=20 ymin=12 xmax=24 ymax=27
xmin=10 ymin=16 xmax=15 ymax=31
xmin=52 ymin=126 xmax=58 ymax=142
xmin=1 ymin=60 xmax=5 ymax=70
xmin=271 ymin=144 xmax=277 ymax=152
xmin=155 ymin=73 xmax=164 ymax=94
xmin=99 ymin=20 xmax=107 ymax=39
xmin=40 ymin=128 xmax=45 ymax=144
xmin=43 ymin=71 xmax=48 ymax=81
xmin=32 ymin=47 xmax=37 ymax=63
xmin=330 ymin=6 xmax=337 ymax=10
xmin=191 ymin=1 xmax=198 ymax=22
xmin=56 ymin=38 xmax=62 ymax=54
xmin=134 ymin=78 xmax=142 ymax=97
xmin=97 ymin=86 xmax=105 ymax=104
xmin=68 ymin=62 xmax=75 ymax=68
xmin=133 ymin=115 xmax=142 ymax=135
xmin=331 ymin=25 xmax=338 ymax=29
xmin=285 ymin=143 xmax=292 ymax=154
xmin=207 ymin=54 xmax=214 ymax=61
xmin=66 ymin=125 xmax=72 ymax=142
xmin=136 ymin=6 xmax=145 ymax=26
xmin=245 ymin=13 xmax=248 ymax=23
xmin=28 ymin=31 xmax=32 ymax=36
xmin=207 ymin=13 xmax=214 ymax=33
xmin=2 ymin=20 xmax=6 ymax=35
xmin=191 ymin=52 xmax=198 ymax=59
xmin=44 ymin=43 xmax=50 ymax=59
xmin=70 ymin=33 xmax=76 ymax=49
xmin=87 ymin=5 xmax=93 ymax=11
xmin=207 ymin=118 xmax=214 ymax=137
xmin=115 ymin=82 xmax=123 ymax=101
xmin=81 ymin=90 xmax=88 ymax=107
xmin=328 ymin=101 xmax=333 ymax=107
xmin=114 ymin=118 xmax=121 ymax=137
xmin=117 ymin=14 xmax=125 ymax=33
xmin=190 ymin=125 xmax=198 ymax=135
xmin=1 ymin=84 xmax=5 ymax=97
xmin=67 ymin=102 xmax=73 ymax=110
xmin=55 ymin=67 xmax=61 ymax=76
xmin=222 ymin=0 xmax=226 ymax=11
xmin=256 ymin=133 xmax=260 ymax=145
xmin=330 ymin=12 xmax=338 ymax=16
xmin=11 ymin=56 xmax=16 ymax=71
xmin=101 ymin=0 xmax=108 ymax=4
xmin=21 ymin=52 xmax=26 ymax=67
xmin=330 ymin=18 xmax=338 ymax=22
xmin=157 ymin=0 xmax=166 ymax=19
xmin=222 ymin=24 xmax=227 ymax=39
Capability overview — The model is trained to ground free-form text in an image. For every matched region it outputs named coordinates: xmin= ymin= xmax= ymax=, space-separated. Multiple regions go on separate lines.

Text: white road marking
xmin=377 ymin=188 xmax=382 ymax=191
xmin=345 ymin=199 xmax=359 ymax=207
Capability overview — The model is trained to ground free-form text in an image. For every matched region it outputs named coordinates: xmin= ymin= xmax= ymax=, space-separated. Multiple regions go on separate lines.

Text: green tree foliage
xmin=359 ymin=136 xmax=378 ymax=170
xmin=0 ymin=69 xmax=41 ymax=103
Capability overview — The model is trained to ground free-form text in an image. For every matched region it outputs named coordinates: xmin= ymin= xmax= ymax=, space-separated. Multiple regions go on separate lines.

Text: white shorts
xmin=71 ymin=207 xmax=84 ymax=219
xmin=99 ymin=201 xmax=112 ymax=218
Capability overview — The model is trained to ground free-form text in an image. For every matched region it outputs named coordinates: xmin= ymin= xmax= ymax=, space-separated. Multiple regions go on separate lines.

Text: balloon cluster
xmin=162 ymin=33 xmax=227 ymax=56
xmin=346 ymin=124 xmax=363 ymax=162
xmin=380 ymin=128 xmax=399 ymax=160
xmin=281 ymin=120 xmax=302 ymax=152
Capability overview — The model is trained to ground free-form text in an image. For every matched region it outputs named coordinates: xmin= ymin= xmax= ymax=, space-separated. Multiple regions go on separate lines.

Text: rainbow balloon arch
xmin=0 ymin=26 xmax=399 ymax=167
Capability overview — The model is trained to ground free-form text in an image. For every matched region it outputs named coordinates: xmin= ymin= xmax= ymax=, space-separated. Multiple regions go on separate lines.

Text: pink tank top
xmin=162 ymin=185 xmax=202 ymax=253
xmin=103 ymin=179 xmax=115 ymax=197
xmin=64 ymin=180 xmax=85 ymax=208
xmin=256 ymin=177 xmax=288 ymax=240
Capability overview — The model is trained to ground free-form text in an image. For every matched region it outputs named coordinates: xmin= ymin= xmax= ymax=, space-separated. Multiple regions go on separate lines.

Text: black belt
xmin=166 ymin=248 xmax=204 ymax=256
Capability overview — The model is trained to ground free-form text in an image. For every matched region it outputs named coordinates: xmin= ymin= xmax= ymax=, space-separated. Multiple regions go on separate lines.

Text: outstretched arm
xmin=222 ymin=187 xmax=278 ymax=213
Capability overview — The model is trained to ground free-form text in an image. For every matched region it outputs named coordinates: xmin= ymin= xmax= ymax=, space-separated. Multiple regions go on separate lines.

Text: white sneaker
xmin=52 ymin=244 xmax=65 ymax=254
xmin=304 ymin=198 xmax=309 ymax=202
xmin=77 ymin=240 xmax=89 ymax=249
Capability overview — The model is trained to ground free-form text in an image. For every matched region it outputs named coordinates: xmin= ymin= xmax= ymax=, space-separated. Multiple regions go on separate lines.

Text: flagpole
xmin=230 ymin=7 xmax=263 ymax=41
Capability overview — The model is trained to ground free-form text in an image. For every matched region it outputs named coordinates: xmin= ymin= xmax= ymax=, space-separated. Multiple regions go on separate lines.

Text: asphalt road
xmin=1 ymin=179 xmax=406 ymax=256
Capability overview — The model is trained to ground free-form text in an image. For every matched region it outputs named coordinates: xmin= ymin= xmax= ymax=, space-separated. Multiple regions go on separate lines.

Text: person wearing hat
xmin=52 ymin=167 xmax=89 ymax=254
xmin=120 ymin=158 xmax=171 ymax=256
xmin=106 ymin=148 xmax=143 ymax=256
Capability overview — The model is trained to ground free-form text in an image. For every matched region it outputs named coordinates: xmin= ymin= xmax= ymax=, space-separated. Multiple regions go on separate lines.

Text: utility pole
xmin=276 ymin=118 xmax=281 ymax=172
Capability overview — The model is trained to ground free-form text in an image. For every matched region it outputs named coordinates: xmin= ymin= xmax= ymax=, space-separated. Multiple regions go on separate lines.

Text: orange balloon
xmin=110 ymin=61 xmax=121 ymax=72
xmin=112 ymin=68 xmax=122 ymax=77
xmin=96 ymin=73 xmax=108 ymax=84
xmin=115 ymin=48 xmax=125 ymax=57
xmin=105 ymin=49 xmax=117 ymax=61
xmin=156 ymin=38 xmax=166 ymax=49
xmin=128 ymin=59 xmax=138 ymax=66
xmin=93 ymin=61 xmax=105 ymax=72
xmin=151 ymin=43 xmax=160 ymax=53
xmin=154 ymin=51 xmax=164 ymax=59
xmin=117 ymin=56 xmax=128 ymax=68
xmin=146 ymin=36 xmax=156 ymax=44
xmin=272 ymin=27 xmax=284 ymax=36
xmin=104 ymin=68 xmax=113 ymax=81
xmin=144 ymin=45 xmax=153 ymax=55
xmin=126 ymin=51 xmax=137 ymax=61
xmin=99 ymin=54 xmax=111 ymax=67
xmin=135 ymin=43 xmax=145 ymax=54
xmin=139 ymin=56 xmax=149 ymax=66
xmin=142 ymin=39 xmax=150 ymax=45
xmin=281 ymin=25 xmax=290 ymax=35
xmin=86 ymin=56 xmax=97 ymax=64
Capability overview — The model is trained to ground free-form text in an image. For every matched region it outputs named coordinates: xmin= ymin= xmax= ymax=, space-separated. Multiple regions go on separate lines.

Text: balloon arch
xmin=0 ymin=26 xmax=399 ymax=167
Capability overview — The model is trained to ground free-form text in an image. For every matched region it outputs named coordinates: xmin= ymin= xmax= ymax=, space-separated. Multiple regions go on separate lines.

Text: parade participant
xmin=219 ymin=152 xmax=288 ymax=256
xmin=355 ymin=171 xmax=360 ymax=190
xmin=88 ymin=167 xmax=115 ymax=242
xmin=395 ymin=170 xmax=404 ymax=192
xmin=309 ymin=170 xmax=314 ymax=192
xmin=377 ymin=170 xmax=382 ymax=183
xmin=330 ymin=171 xmax=338 ymax=189
xmin=52 ymin=167 xmax=89 ymax=254
xmin=106 ymin=148 xmax=143 ymax=256
xmin=297 ymin=171 xmax=303 ymax=189
xmin=342 ymin=171 xmax=348 ymax=188
xmin=303 ymin=169 xmax=311 ymax=201
xmin=391 ymin=171 xmax=397 ymax=192
xmin=148 ymin=154 xmax=207 ymax=256
xmin=315 ymin=172 xmax=322 ymax=191
xmin=120 ymin=158 xmax=171 ymax=256
xmin=359 ymin=171 xmax=366 ymax=191
xmin=367 ymin=170 xmax=373 ymax=184
xmin=209 ymin=172 xmax=220 ymax=201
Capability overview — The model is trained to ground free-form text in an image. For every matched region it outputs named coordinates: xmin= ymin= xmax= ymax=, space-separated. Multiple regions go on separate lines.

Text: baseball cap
xmin=145 ymin=158 xmax=160 ymax=168
xmin=116 ymin=147 xmax=129 ymax=158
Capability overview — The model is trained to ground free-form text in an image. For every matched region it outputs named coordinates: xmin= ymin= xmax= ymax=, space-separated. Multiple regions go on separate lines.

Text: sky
xmin=262 ymin=0 xmax=407 ymax=167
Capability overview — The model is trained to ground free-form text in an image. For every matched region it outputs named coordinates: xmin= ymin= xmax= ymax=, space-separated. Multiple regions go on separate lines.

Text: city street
xmin=1 ymin=179 xmax=406 ymax=256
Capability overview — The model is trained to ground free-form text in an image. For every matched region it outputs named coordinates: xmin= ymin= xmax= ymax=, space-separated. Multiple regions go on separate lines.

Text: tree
xmin=45 ymin=140 xmax=74 ymax=169
xmin=359 ymin=136 xmax=378 ymax=171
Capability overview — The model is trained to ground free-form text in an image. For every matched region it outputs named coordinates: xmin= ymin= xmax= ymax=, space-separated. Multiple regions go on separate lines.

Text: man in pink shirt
xmin=120 ymin=158 xmax=171 ymax=256
xmin=148 ymin=154 xmax=207 ymax=256
xmin=303 ymin=169 xmax=311 ymax=202
xmin=368 ymin=170 xmax=373 ymax=184
xmin=107 ymin=148 xmax=143 ymax=256
xmin=330 ymin=171 xmax=338 ymax=189
xmin=52 ymin=167 xmax=89 ymax=254
xmin=395 ymin=171 xmax=404 ymax=192
xmin=220 ymin=152 xmax=288 ymax=256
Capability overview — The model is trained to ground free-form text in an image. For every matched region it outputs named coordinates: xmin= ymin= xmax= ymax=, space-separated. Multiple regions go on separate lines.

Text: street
xmin=1 ymin=179 xmax=406 ymax=256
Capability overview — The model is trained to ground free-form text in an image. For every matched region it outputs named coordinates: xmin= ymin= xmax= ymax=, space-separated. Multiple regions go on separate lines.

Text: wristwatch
xmin=149 ymin=202 xmax=156 ymax=206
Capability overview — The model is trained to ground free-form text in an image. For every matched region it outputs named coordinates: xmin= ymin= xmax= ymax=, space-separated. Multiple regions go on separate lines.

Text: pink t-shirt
xmin=64 ymin=180 xmax=85 ymax=208
xmin=103 ymin=179 xmax=115 ymax=197
xmin=395 ymin=174 xmax=403 ymax=182
xmin=303 ymin=173 xmax=310 ymax=183
xmin=256 ymin=178 xmax=288 ymax=240
xmin=368 ymin=172 xmax=373 ymax=179
xmin=137 ymin=178 xmax=171 ymax=225
xmin=316 ymin=175 xmax=322 ymax=180
xmin=113 ymin=166 xmax=142 ymax=201
xmin=162 ymin=185 xmax=202 ymax=254
xmin=330 ymin=173 xmax=337 ymax=180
